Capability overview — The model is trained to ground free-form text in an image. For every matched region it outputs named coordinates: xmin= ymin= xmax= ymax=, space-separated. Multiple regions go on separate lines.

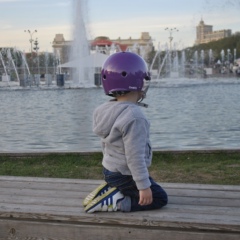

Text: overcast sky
xmin=0 ymin=0 xmax=240 ymax=52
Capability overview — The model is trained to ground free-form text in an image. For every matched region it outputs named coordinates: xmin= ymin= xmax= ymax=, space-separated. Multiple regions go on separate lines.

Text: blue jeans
xmin=103 ymin=167 xmax=168 ymax=212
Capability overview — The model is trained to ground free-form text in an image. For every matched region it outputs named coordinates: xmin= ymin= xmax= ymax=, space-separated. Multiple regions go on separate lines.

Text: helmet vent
xmin=103 ymin=74 xmax=107 ymax=80
xmin=121 ymin=71 xmax=127 ymax=77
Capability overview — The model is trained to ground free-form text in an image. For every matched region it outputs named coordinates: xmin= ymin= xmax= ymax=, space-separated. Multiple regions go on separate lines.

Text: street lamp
xmin=24 ymin=29 xmax=37 ymax=54
xmin=24 ymin=29 xmax=37 ymax=75
xmin=165 ymin=27 xmax=179 ymax=51
xmin=165 ymin=27 xmax=179 ymax=75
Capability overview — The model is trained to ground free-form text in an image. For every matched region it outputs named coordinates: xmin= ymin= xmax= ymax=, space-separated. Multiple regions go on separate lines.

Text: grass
xmin=150 ymin=151 xmax=240 ymax=185
xmin=0 ymin=150 xmax=240 ymax=185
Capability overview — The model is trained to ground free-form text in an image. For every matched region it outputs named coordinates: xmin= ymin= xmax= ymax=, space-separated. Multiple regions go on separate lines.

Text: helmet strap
xmin=138 ymin=102 xmax=148 ymax=108
xmin=137 ymin=91 xmax=148 ymax=108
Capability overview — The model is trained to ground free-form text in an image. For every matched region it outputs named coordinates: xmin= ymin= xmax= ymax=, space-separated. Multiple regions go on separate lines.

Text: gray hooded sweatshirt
xmin=93 ymin=100 xmax=152 ymax=190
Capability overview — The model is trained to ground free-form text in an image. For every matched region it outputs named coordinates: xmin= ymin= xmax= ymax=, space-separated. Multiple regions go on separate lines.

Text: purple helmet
xmin=101 ymin=52 xmax=151 ymax=96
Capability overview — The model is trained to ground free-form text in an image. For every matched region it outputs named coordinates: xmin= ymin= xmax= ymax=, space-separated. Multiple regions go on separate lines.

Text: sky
xmin=0 ymin=0 xmax=240 ymax=52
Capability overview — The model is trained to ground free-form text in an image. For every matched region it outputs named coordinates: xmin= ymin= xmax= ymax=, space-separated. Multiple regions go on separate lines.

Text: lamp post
xmin=33 ymin=38 xmax=40 ymax=76
xmin=164 ymin=27 xmax=179 ymax=51
xmin=164 ymin=27 xmax=179 ymax=75
xmin=24 ymin=29 xmax=37 ymax=75
xmin=24 ymin=29 xmax=37 ymax=54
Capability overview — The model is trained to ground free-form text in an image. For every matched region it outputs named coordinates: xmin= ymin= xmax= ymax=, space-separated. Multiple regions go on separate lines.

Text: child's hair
xmin=111 ymin=91 xmax=130 ymax=97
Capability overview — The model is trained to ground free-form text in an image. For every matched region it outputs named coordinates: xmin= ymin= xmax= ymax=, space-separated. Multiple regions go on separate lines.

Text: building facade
xmin=52 ymin=34 xmax=72 ymax=64
xmin=195 ymin=19 xmax=232 ymax=45
xmin=52 ymin=32 xmax=154 ymax=64
xmin=112 ymin=32 xmax=153 ymax=55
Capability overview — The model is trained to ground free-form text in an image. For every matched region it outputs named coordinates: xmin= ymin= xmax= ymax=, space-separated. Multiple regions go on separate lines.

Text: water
xmin=148 ymin=78 xmax=240 ymax=150
xmin=70 ymin=0 xmax=92 ymax=87
xmin=0 ymin=78 xmax=239 ymax=152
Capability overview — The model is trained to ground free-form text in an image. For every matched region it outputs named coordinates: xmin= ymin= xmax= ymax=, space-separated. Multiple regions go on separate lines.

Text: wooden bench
xmin=0 ymin=176 xmax=240 ymax=240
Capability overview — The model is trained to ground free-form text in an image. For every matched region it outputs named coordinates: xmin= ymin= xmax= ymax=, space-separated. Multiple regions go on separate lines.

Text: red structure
xmin=91 ymin=36 xmax=128 ymax=52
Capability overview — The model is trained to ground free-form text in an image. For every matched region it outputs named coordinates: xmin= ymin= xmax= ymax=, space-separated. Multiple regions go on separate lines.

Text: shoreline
xmin=1 ymin=148 xmax=240 ymax=157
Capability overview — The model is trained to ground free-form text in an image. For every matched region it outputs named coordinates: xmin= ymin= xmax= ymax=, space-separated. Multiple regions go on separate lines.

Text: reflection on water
xmin=0 ymin=78 xmax=240 ymax=152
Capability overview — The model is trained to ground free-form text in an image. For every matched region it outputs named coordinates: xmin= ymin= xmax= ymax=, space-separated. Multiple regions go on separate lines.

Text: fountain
xmin=0 ymin=0 xmax=106 ymax=89
xmin=149 ymin=45 xmax=240 ymax=80
xmin=0 ymin=48 xmax=37 ymax=87
xmin=0 ymin=51 xmax=9 ymax=82
xmin=44 ymin=52 xmax=53 ymax=86
xmin=208 ymin=49 xmax=213 ymax=65
xmin=149 ymin=45 xmax=161 ymax=78
xmin=70 ymin=0 xmax=94 ymax=87
xmin=1 ymin=0 xmax=239 ymax=88
xmin=19 ymin=50 xmax=32 ymax=86
xmin=7 ymin=49 xmax=20 ymax=82
xmin=180 ymin=50 xmax=186 ymax=77
xmin=170 ymin=43 xmax=179 ymax=78
xmin=0 ymin=47 xmax=58 ymax=88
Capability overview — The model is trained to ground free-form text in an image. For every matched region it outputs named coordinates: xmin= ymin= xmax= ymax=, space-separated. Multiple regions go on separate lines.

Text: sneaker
xmin=84 ymin=187 xmax=124 ymax=213
xmin=83 ymin=182 xmax=110 ymax=207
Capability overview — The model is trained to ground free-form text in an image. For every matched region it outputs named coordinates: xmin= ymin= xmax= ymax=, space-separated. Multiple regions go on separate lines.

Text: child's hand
xmin=139 ymin=188 xmax=153 ymax=205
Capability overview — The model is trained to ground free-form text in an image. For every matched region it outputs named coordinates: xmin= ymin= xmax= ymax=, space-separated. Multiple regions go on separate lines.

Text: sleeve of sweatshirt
xmin=122 ymin=118 xmax=151 ymax=190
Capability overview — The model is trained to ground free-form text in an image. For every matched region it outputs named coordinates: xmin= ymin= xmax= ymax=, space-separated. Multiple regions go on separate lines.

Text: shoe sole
xmin=84 ymin=187 xmax=119 ymax=213
xmin=83 ymin=182 xmax=109 ymax=207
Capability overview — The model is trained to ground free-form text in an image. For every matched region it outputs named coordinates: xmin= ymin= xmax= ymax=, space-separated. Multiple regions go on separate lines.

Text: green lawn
xmin=0 ymin=151 xmax=239 ymax=185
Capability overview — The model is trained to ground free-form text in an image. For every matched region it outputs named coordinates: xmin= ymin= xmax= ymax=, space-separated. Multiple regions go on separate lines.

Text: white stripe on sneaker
xmin=84 ymin=188 xmax=124 ymax=213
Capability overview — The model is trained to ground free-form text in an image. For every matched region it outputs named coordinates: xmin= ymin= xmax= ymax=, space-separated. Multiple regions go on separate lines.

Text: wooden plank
xmin=165 ymin=204 xmax=240 ymax=216
xmin=1 ymin=177 xmax=240 ymax=213
xmin=0 ymin=208 xmax=240 ymax=234
xmin=2 ymin=182 xmax=237 ymax=199
xmin=1 ymin=201 xmax=240 ymax=218
xmin=1 ymin=178 xmax=240 ymax=200
xmin=1 ymin=219 xmax=240 ymax=240
xmin=1 ymin=194 xmax=240 ymax=219
xmin=1 ymin=176 xmax=240 ymax=191
xmin=0 ymin=180 xmax=91 ymax=192
xmin=169 ymin=196 xmax=240 ymax=207
xmin=1 ymin=192 xmax=240 ymax=209
xmin=0 ymin=176 xmax=240 ymax=239
xmin=0 ymin=187 xmax=83 ymax=199
xmin=1 ymin=185 xmax=240 ymax=207
xmin=166 ymin=188 xmax=240 ymax=198
xmin=0 ymin=176 xmax=103 ymax=184
xmin=1 ymin=203 xmax=240 ymax=232
xmin=0 ymin=195 xmax=82 ymax=207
